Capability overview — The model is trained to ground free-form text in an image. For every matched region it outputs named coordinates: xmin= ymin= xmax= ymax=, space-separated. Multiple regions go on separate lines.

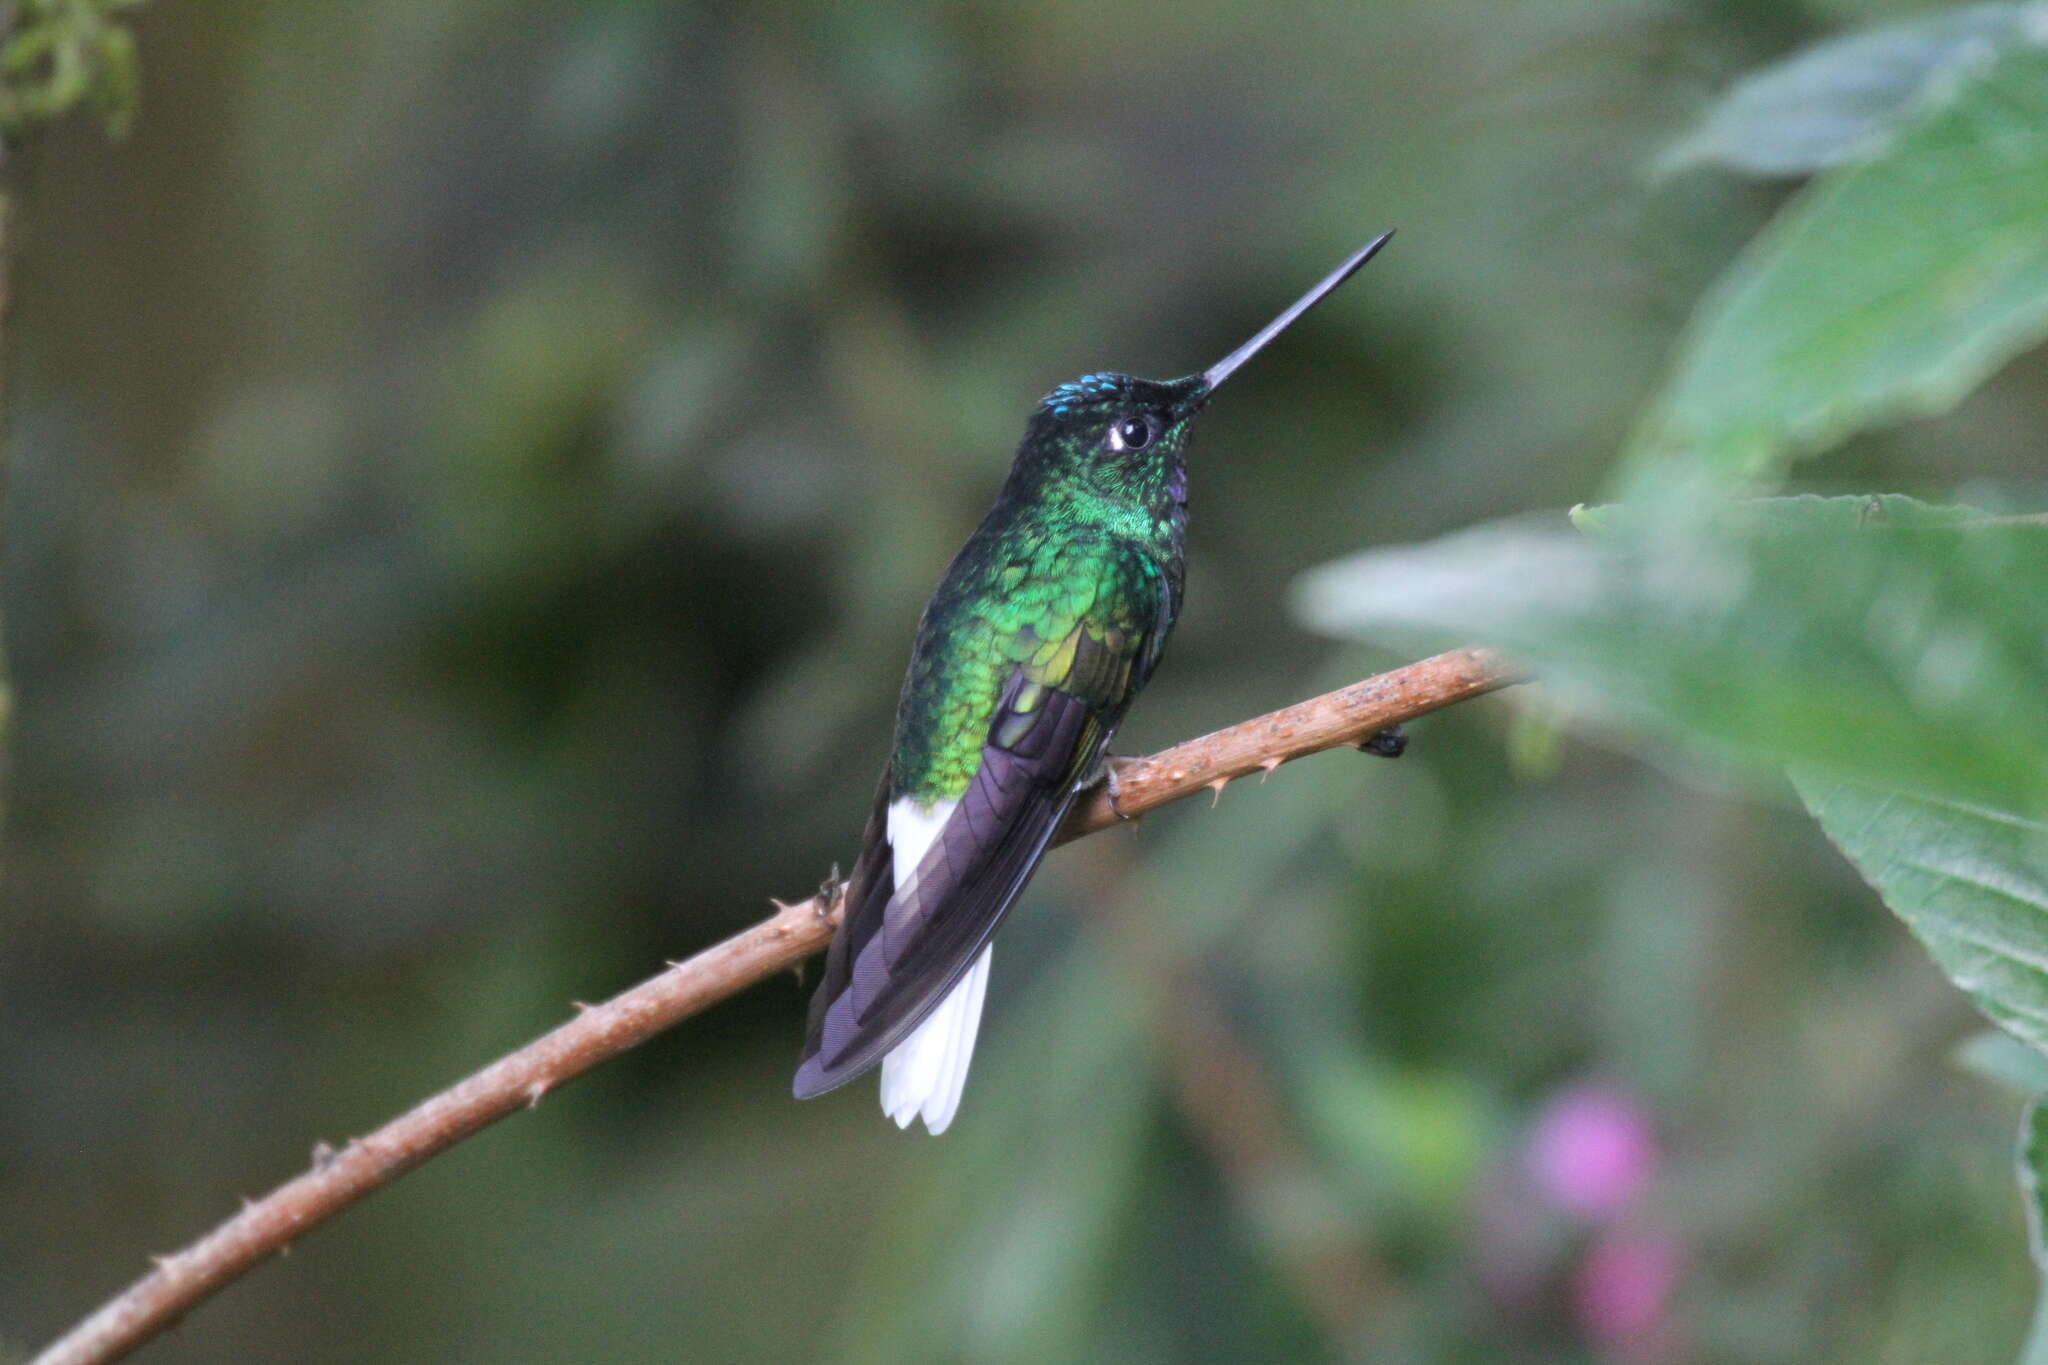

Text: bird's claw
xmin=816 ymin=863 xmax=845 ymax=917
xmin=1095 ymin=755 xmax=1143 ymax=819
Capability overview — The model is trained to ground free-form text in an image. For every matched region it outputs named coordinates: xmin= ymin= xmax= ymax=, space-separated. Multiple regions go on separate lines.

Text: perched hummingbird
xmin=794 ymin=232 xmax=1396 ymax=1132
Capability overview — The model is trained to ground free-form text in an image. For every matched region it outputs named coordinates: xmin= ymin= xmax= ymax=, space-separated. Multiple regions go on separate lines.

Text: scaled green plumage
xmin=796 ymin=234 xmax=1395 ymax=1117
xmin=888 ymin=373 xmax=1202 ymax=804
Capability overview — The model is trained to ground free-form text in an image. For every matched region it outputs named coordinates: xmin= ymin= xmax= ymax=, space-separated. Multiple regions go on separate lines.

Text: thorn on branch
xmin=525 ymin=1081 xmax=549 ymax=1109
xmin=1207 ymin=777 xmax=1229 ymax=807
xmin=310 ymin=1140 xmax=338 ymax=1171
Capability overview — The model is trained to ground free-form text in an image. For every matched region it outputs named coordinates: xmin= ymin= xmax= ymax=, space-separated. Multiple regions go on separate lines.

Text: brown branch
xmin=32 ymin=646 xmax=1517 ymax=1365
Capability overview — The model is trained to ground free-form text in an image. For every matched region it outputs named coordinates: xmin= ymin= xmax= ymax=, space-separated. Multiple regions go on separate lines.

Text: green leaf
xmin=1959 ymin=1029 xmax=2048 ymax=1098
xmin=1293 ymin=496 xmax=2048 ymax=811
xmin=1795 ymin=777 xmax=2048 ymax=1055
xmin=1786 ymin=743 xmax=2048 ymax=1365
xmin=1657 ymin=4 xmax=2033 ymax=178
xmin=1327 ymin=489 xmax=2048 ymax=1365
xmin=2020 ymin=1102 xmax=2048 ymax=1363
xmin=1574 ymin=492 xmax=1997 ymax=534
xmin=1625 ymin=38 xmax=2048 ymax=489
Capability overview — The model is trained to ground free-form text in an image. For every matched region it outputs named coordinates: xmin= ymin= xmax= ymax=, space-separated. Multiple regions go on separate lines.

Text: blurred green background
xmin=4 ymin=2 xmax=2041 ymax=1361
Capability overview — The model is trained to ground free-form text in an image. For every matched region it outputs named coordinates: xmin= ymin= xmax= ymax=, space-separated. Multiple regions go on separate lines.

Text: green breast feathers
xmin=891 ymin=535 xmax=1169 ymax=803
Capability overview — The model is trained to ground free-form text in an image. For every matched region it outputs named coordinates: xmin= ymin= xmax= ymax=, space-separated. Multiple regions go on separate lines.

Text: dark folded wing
xmin=793 ymin=630 xmax=1134 ymax=1098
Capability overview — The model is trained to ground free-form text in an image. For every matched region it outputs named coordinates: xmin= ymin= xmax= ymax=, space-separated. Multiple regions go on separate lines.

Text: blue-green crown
xmin=1036 ymin=371 xmax=1206 ymax=423
xmin=1041 ymin=372 xmax=1129 ymax=418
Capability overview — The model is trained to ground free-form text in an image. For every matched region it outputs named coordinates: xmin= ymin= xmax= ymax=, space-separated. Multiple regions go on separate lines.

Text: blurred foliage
xmin=0 ymin=0 xmax=143 ymax=139
xmin=1299 ymin=497 xmax=2048 ymax=807
xmin=1300 ymin=4 xmax=2048 ymax=1360
xmin=1632 ymin=18 xmax=2048 ymax=486
xmin=1656 ymin=1 xmax=2037 ymax=175
xmin=2024 ymin=1102 xmax=2048 ymax=1362
xmin=7 ymin=2 xmax=2048 ymax=1364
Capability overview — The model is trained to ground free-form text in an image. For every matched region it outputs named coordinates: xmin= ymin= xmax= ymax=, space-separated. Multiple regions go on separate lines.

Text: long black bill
xmin=1201 ymin=229 xmax=1395 ymax=393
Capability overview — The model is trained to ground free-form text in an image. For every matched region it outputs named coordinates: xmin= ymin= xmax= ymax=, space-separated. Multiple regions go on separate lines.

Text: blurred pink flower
xmin=1574 ymin=1225 xmax=1683 ymax=1352
xmin=1525 ymin=1082 xmax=1658 ymax=1220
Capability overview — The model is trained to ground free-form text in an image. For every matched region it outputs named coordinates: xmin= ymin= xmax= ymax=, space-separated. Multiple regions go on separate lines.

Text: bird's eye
xmin=1110 ymin=415 xmax=1155 ymax=452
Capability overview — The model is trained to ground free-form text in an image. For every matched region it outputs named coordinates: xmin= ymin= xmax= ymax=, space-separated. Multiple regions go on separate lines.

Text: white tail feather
xmin=881 ymin=947 xmax=990 ymax=1134
xmin=880 ymin=795 xmax=988 ymax=1134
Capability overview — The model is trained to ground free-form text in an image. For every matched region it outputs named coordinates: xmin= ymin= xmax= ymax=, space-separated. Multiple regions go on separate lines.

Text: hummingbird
xmin=793 ymin=232 xmax=1396 ymax=1132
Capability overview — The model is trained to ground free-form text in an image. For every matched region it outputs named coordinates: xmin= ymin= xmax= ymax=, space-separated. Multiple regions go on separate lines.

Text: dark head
xmin=1014 ymin=371 xmax=1207 ymax=507
xmin=1005 ymin=231 xmax=1395 ymax=513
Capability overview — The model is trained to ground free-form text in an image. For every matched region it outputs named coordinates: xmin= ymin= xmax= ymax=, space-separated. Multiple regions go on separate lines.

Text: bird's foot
xmin=1360 ymin=724 xmax=1408 ymax=759
xmin=1091 ymin=755 xmax=1145 ymax=819
xmin=816 ymin=863 xmax=846 ymax=918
